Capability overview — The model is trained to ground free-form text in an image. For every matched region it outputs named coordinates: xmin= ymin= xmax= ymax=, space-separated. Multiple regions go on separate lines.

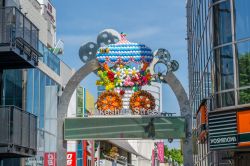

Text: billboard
xmin=64 ymin=116 xmax=185 ymax=140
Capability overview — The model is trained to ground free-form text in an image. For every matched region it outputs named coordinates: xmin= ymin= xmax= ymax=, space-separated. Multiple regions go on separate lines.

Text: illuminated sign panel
xmin=64 ymin=116 xmax=185 ymax=140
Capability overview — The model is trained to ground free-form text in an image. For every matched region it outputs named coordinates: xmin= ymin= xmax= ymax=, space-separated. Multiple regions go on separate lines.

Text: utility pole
xmin=154 ymin=143 xmax=159 ymax=166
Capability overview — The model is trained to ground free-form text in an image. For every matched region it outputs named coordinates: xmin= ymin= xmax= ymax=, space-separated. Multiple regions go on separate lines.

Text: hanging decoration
xmin=96 ymin=33 xmax=156 ymax=113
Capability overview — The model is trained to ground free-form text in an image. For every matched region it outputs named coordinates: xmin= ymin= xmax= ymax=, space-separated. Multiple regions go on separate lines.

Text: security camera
xmin=168 ymin=138 xmax=173 ymax=143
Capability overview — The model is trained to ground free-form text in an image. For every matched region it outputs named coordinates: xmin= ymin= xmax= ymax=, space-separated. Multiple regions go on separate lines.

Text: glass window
xmin=39 ymin=72 xmax=45 ymax=129
xmin=234 ymin=0 xmax=250 ymax=40
xmin=214 ymin=45 xmax=234 ymax=91
xmin=215 ymin=91 xmax=235 ymax=108
xmin=237 ymin=41 xmax=250 ymax=87
xmin=2 ymin=69 xmax=22 ymax=108
xmin=213 ymin=1 xmax=232 ymax=46
xmin=238 ymin=88 xmax=250 ymax=105
xmin=26 ymin=69 xmax=34 ymax=113
xmin=33 ymin=69 xmax=40 ymax=116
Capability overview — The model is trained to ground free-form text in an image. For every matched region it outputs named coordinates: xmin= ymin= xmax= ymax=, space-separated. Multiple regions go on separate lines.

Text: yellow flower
xmin=106 ymin=83 xmax=115 ymax=90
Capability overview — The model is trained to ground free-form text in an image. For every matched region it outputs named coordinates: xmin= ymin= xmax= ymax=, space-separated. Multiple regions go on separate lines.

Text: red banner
xmin=67 ymin=152 xmax=77 ymax=166
xmin=157 ymin=142 xmax=165 ymax=163
xmin=44 ymin=153 xmax=57 ymax=166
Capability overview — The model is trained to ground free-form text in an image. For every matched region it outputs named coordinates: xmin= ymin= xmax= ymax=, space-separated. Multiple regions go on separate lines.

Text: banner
xmin=44 ymin=153 xmax=57 ymax=166
xmin=157 ymin=142 xmax=165 ymax=163
xmin=151 ymin=149 xmax=155 ymax=166
xmin=67 ymin=152 xmax=76 ymax=166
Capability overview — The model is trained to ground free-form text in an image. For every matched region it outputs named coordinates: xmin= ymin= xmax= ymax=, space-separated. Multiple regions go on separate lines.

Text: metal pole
xmin=96 ymin=141 xmax=100 ymax=166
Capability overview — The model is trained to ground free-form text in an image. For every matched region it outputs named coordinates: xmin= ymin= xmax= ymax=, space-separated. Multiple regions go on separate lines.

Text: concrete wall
xmin=60 ymin=61 xmax=75 ymax=87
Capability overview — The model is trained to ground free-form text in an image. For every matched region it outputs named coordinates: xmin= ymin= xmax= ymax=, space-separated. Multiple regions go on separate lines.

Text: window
xmin=237 ymin=41 xmax=250 ymax=87
xmin=236 ymin=41 xmax=250 ymax=104
xmin=214 ymin=45 xmax=234 ymax=91
xmin=234 ymin=0 xmax=250 ymax=40
xmin=213 ymin=1 xmax=232 ymax=46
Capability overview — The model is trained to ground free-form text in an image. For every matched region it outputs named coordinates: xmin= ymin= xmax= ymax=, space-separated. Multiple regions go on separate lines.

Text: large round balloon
xmin=97 ymin=29 xmax=121 ymax=47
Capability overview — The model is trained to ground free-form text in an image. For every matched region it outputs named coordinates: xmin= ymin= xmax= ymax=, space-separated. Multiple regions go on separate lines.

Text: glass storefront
xmin=188 ymin=0 xmax=250 ymax=165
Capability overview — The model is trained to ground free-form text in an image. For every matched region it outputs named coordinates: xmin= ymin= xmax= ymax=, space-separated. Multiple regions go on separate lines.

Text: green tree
xmin=239 ymin=53 xmax=250 ymax=104
xmin=164 ymin=145 xmax=183 ymax=164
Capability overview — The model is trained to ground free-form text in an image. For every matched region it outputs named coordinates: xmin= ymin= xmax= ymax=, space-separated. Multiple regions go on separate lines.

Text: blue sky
xmin=53 ymin=0 xmax=188 ymax=148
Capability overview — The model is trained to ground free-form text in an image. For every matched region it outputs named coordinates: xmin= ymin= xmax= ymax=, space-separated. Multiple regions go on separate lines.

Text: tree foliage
xmin=164 ymin=145 xmax=183 ymax=164
xmin=238 ymin=53 xmax=250 ymax=104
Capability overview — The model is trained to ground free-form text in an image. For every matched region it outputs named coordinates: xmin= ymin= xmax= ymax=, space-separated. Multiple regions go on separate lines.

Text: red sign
xmin=157 ymin=142 xmax=165 ymax=163
xmin=67 ymin=152 xmax=76 ymax=166
xmin=44 ymin=153 xmax=57 ymax=166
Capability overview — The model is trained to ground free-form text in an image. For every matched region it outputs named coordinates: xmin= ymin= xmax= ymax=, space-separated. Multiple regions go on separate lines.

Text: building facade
xmin=187 ymin=0 xmax=250 ymax=165
xmin=0 ymin=0 xmax=74 ymax=165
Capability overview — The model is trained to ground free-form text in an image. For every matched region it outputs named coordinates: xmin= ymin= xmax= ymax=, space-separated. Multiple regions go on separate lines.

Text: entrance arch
xmin=57 ymin=59 xmax=193 ymax=166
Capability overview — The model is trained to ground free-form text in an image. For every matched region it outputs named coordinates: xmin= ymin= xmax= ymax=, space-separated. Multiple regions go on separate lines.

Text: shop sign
xmin=44 ymin=152 xmax=56 ymax=166
xmin=210 ymin=136 xmax=237 ymax=146
xmin=208 ymin=111 xmax=237 ymax=150
xmin=67 ymin=152 xmax=76 ymax=166
xmin=237 ymin=110 xmax=250 ymax=147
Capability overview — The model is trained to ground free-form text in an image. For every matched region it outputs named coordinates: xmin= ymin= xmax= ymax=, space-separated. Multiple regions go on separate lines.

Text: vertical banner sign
xmin=44 ymin=153 xmax=57 ymax=166
xmin=151 ymin=149 xmax=155 ymax=166
xmin=157 ymin=142 xmax=165 ymax=163
xmin=67 ymin=152 xmax=76 ymax=166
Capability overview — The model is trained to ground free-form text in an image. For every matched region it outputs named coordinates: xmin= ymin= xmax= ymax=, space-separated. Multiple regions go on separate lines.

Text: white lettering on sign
xmin=67 ymin=154 xmax=73 ymax=165
xmin=48 ymin=154 xmax=54 ymax=165
xmin=210 ymin=136 xmax=237 ymax=144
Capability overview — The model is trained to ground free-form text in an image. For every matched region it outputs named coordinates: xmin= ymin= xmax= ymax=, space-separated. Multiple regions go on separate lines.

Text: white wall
xmin=142 ymin=82 xmax=163 ymax=112
xmin=67 ymin=90 xmax=77 ymax=152
xmin=129 ymin=140 xmax=155 ymax=166
xmin=44 ymin=85 xmax=58 ymax=152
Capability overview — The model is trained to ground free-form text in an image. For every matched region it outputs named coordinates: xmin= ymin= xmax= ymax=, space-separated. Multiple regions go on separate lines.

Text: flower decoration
xmin=96 ymin=64 xmax=152 ymax=90
xmin=96 ymin=91 xmax=123 ymax=112
xmin=129 ymin=90 xmax=156 ymax=113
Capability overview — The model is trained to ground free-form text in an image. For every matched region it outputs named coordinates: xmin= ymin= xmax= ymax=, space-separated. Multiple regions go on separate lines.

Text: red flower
xmin=107 ymin=71 xmax=115 ymax=82
xmin=119 ymin=90 xmax=125 ymax=96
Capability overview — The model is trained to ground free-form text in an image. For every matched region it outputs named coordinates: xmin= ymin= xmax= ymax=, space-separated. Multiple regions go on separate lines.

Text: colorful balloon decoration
xmin=96 ymin=33 xmax=156 ymax=113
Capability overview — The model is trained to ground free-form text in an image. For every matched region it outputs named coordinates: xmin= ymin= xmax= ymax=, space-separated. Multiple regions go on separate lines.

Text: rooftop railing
xmin=0 ymin=7 xmax=40 ymax=66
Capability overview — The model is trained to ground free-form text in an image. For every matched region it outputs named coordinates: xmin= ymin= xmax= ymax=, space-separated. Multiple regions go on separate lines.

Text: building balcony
xmin=0 ymin=7 xmax=41 ymax=69
xmin=0 ymin=105 xmax=37 ymax=158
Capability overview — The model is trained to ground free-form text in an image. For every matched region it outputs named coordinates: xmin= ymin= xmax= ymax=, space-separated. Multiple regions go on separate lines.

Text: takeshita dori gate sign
xmin=95 ymin=33 xmax=156 ymax=115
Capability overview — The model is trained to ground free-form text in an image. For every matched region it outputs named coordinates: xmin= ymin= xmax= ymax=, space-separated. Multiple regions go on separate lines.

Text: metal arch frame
xmin=162 ymin=73 xmax=193 ymax=166
xmin=57 ymin=59 xmax=99 ymax=165
xmin=57 ymin=64 xmax=193 ymax=165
